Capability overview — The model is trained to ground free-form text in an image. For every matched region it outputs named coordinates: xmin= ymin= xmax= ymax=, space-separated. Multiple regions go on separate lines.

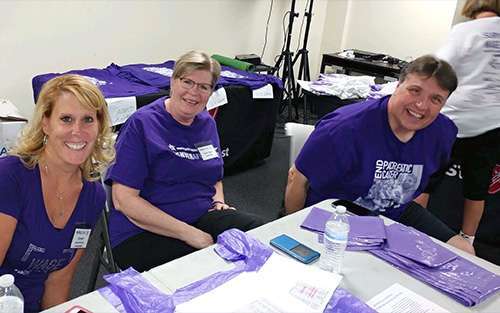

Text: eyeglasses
xmin=179 ymin=77 xmax=213 ymax=94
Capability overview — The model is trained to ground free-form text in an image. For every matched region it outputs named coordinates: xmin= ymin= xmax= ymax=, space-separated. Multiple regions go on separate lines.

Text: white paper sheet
xmin=252 ymin=84 xmax=274 ymax=99
xmin=366 ymin=283 xmax=450 ymax=313
xmin=175 ymin=253 xmax=342 ymax=313
xmin=206 ymin=87 xmax=228 ymax=110
xmin=105 ymin=96 xmax=137 ymax=126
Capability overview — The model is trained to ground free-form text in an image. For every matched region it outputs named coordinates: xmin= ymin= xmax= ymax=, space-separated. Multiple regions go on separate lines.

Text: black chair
xmin=87 ymin=181 xmax=120 ymax=292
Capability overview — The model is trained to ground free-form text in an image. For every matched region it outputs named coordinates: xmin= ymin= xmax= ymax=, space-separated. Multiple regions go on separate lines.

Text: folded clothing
xmin=32 ymin=68 xmax=161 ymax=102
xmin=384 ymin=223 xmax=457 ymax=267
xmin=301 ymin=207 xmax=500 ymax=306
xmin=371 ymin=223 xmax=500 ymax=306
xmin=108 ymin=60 xmax=283 ymax=91
xmin=301 ymin=206 xmax=386 ymax=250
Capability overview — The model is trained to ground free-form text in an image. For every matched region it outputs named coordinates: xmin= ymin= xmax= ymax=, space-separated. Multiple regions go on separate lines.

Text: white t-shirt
xmin=436 ymin=16 xmax=500 ymax=138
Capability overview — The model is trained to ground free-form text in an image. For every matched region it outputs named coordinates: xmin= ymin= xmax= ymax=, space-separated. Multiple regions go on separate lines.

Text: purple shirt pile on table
xmin=301 ymin=207 xmax=500 ymax=307
xmin=32 ymin=68 xmax=161 ymax=102
xmin=32 ymin=61 xmax=282 ymax=104
xmin=107 ymin=60 xmax=283 ymax=90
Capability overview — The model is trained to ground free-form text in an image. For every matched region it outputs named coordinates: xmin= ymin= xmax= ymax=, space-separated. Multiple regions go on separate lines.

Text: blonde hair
xmin=172 ymin=50 xmax=221 ymax=87
xmin=10 ymin=74 xmax=115 ymax=181
xmin=462 ymin=0 xmax=499 ymax=18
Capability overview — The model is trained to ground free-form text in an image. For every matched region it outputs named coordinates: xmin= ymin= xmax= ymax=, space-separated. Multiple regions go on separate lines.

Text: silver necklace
xmin=43 ymin=163 xmax=66 ymax=217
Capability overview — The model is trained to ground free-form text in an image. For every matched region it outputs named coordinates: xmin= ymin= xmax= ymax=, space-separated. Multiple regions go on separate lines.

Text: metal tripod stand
xmin=273 ymin=0 xmax=299 ymax=121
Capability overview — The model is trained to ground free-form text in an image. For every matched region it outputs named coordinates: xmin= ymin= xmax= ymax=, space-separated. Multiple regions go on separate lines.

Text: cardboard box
xmin=0 ymin=99 xmax=28 ymax=157
xmin=0 ymin=120 xmax=27 ymax=157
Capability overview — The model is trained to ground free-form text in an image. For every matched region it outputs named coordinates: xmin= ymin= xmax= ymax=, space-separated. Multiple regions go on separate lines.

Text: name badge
xmin=70 ymin=227 xmax=92 ymax=249
xmin=196 ymin=142 xmax=219 ymax=161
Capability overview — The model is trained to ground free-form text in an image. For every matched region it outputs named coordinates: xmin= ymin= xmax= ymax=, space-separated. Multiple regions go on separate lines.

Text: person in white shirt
xmin=417 ymin=0 xmax=500 ymax=246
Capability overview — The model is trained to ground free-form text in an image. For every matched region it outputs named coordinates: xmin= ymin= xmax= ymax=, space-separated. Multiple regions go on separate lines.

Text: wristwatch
xmin=459 ymin=230 xmax=475 ymax=245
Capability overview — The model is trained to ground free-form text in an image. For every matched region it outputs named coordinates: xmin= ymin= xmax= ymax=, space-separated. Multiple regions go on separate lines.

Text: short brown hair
xmin=461 ymin=0 xmax=500 ymax=19
xmin=10 ymin=74 xmax=115 ymax=181
xmin=172 ymin=50 xmax=221 ymax=88
xmin=399 ymin=55 xmax=458 ymax=94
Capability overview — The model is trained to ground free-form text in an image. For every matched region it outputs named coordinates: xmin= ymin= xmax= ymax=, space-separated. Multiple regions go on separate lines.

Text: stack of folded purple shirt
xmin=300 ymin=206 xmax=386 ymax=250
xmin=107 ymin=60 xmax=283 ymax=91
xmin=32 ymin=68 xmax=161 ymax=102
xmin=301 ymin=207 xmax=500 ymax=306
xmin=370 ymin=223 xmax=500 ymax=307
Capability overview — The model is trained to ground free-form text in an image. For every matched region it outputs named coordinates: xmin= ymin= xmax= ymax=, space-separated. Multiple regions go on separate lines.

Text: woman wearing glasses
xmin=106 ymin=51 xmax=262 ymax=271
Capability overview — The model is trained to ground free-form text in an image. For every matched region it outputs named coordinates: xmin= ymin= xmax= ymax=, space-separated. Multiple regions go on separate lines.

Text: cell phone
xmin=269 ymin=234 xmax=320 ymax=264
xmin=65 ymin=305 xmax=93 ymax=313
xmin=333 ymin=199 xmax=377 ymax=216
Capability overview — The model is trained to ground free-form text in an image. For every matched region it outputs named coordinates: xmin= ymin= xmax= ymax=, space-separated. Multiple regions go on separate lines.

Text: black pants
xmin=426 ymin=127 xmax=500 ymax=200
xmin=451 ymin=128 xmax=500 ymax=200
xmin=113 ymin=209 xmax=263 ymax=272
xmin=399 ymin=201 xmax=455 ymax=242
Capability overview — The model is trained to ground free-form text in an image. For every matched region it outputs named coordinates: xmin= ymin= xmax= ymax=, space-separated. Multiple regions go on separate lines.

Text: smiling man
xmin=285 ymin=55 xmax=474 ymax=254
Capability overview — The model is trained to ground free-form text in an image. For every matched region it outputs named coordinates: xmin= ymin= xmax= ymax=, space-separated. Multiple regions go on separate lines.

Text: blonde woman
xmin=0 ymin=74 xmax=115 ymax=312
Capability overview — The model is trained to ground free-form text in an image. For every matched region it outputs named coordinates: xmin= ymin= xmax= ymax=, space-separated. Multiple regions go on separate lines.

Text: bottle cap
xmin=336 ymin=205 xmax=347 ymax=214
xmin=0 ymin=274 xmax=14 ymax=288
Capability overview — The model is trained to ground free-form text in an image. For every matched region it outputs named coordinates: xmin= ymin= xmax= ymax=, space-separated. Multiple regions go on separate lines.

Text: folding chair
xmin=277 ymin=122 xmax=315 ymax=218
xmin=86 ymin=180 xmax=120 ymax=292
xmin=285 ymin=122 xmax=315 ymax=168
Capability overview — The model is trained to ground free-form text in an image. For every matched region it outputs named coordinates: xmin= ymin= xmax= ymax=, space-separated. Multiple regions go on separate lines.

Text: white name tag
xmin=70 ymin=228 xmax=92 ymax=249
xmin=252 ymin=84 xmax=274 ymax=99
xmin=197 ymin=144 xmax=219 ymax=161
xmin=206 ymin=87 xmax=228 ymax=110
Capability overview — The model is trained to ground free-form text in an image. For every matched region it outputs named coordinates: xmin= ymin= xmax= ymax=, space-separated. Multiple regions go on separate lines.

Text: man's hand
xmin=446 ymin=235 xmax=475 ymax=255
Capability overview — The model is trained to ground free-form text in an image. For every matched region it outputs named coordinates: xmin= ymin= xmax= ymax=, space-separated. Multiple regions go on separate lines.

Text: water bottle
xmin=0 ymin=274 xmax=24 ymax=313
xmin=320 ymin=205 xmax=350 ymax=273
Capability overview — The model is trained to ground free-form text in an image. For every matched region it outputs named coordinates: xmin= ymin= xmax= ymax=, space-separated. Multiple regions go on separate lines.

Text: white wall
xmin=338 ymin=0 xmax=456 ymax=60
xmin=320 ymin=0 xmax=349 ymax=59
xmin=1 ymin=0 xmax=327 ymax=119
xmin=1 ymin=0 xmax=458 ymax=119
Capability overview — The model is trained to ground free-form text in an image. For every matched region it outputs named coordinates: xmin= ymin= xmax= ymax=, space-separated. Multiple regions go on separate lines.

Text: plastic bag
xmin=101 ymin=267 xmax=174 ymax=313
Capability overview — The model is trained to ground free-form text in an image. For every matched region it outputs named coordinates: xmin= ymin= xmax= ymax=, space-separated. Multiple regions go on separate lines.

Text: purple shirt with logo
xmin=0 ymin=156 xmax=104 ymax=313
xmin=295 ymin=96 xmax=457 ymax=220
xmin=32 ymin=68 xmax=160 ymax=102
xmin=105 ymin=97 xmax=224 ymax=248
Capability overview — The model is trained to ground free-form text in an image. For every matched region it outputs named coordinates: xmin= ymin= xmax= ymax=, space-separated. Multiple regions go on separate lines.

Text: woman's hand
xmin=183 ymin=226 xmax=214 ymax=249
xmin=209 ymin=200 xmax=236 ymax=211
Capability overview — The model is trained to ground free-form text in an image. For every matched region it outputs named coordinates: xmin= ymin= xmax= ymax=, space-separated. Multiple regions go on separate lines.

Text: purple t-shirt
xmin=107 ymin=61 xmax=175 ymax=89
xmin=108 ymin=61 xmax=283 ymax=90
xmin=32 ymin=68 xmax=160 ymax=102
xmin=0 ymin=156 xmax=104 ymax=313
xmin=218 ymin=65 xmax=283 ymax=90
xmin=295 ymin=96 xmax=457 ymax=220
xmin=105 ymin=97 xmax=224 ymax=248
